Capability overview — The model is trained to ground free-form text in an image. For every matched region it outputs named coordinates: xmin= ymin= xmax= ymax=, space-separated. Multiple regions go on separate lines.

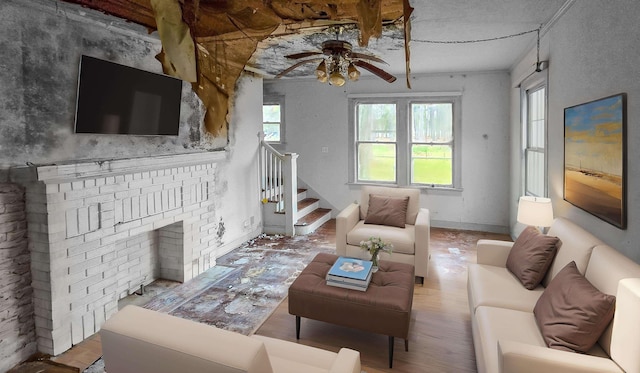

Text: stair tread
xmin=297 ymin=197 xmax=319 ymax=210
xmin=295 ymin=208 xmax=331 ymax=226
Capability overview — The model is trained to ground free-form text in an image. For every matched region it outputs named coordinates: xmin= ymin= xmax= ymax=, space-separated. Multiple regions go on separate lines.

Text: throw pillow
xmin=506 ymin=226 xmax=559 ymax=290
xmin=533 ymin=261 xmax=616 ymax=353
xmin=364 ymin=194 xmax=409 ymax=228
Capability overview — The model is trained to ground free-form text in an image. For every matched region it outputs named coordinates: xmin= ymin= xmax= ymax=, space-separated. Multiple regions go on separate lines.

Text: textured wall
xmin=0 ymin=0 xmax=225 ymax=170
xmin=265 ymin=71 xmax=512 ymax=233
xmin=0 ymin=184 xmax=36 ymax=372
xmin=509 ymin=1 xmax=640 ymax=262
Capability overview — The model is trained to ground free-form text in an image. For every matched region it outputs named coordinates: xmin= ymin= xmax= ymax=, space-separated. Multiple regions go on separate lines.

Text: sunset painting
xmin=564 ymin=93 xmax=626 ymax=228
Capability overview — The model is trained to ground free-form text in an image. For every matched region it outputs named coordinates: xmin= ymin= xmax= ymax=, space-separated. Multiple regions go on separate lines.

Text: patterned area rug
xmin=84 ymin=232 xmax=335 ymax=372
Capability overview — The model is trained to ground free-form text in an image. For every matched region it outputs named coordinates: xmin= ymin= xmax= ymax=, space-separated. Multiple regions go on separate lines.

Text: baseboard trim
xmin=431 ymin=220 xmax=509 ymax=235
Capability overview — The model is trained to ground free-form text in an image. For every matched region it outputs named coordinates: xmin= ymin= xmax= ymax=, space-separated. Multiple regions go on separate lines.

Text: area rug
xmin=84 ymin=232 xmax=335 ymax=372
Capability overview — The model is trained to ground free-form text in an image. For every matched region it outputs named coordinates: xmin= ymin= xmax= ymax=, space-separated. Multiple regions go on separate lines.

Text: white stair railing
xmin=259 ymin=132 xmax=298 ymax=236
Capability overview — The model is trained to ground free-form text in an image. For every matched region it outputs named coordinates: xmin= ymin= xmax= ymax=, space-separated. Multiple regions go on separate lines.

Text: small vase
xmin=371 ymin=252 xmax=379 ymax=273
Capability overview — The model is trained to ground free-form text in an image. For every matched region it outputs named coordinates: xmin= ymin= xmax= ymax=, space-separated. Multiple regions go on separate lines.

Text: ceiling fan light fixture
xmin=317 ymin=75 xmax=328 ymax=83
xmin=315 ymin=60 xmax=327 ymax=79
xmin=348 ymin=63 xmax=360 ymax=81
xmin=328 ymin=70 xmax=346 ymax=87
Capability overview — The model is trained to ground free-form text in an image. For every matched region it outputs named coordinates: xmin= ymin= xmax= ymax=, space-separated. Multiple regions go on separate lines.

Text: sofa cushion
xmin=534 ymin=261 xmax=616 ymax=353
xmin=468 ymin=264 xmax=544 ymax=314
xmin=506 ymin=226 xmax=559 ymax=290
xmin=475 ymin=306 xmax=547 ymax=373
xmin=347 ymin=221 xmax=415 ymax=254
xmin=543 ymin=218 xmax=602 ymax=287
xmin=585 ymin=245 xmax=640 ymax=355
xmin=364 ymin=194 xmax=409 ymax=228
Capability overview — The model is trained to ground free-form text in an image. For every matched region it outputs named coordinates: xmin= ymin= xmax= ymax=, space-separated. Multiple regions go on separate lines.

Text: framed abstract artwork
xmin=564 ymin=93 xmax=627 ymax=229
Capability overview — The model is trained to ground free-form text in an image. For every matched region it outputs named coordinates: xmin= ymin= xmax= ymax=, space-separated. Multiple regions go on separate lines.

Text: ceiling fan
xmin=275 ymin=36 xmax=397 ymax=87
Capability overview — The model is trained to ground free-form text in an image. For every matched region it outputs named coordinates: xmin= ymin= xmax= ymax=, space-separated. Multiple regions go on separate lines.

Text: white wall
xmin=265 ymin=71 xmax=512 ymax=233
xmin=510 ymin=1 xmax=640 ymax=262
xmin=216 ymin=74 xmax=263 ymax=255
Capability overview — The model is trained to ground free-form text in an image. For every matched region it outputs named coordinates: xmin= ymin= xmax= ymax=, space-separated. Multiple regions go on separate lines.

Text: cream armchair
xmin=336 ymin=185 xmax=430 ymax=280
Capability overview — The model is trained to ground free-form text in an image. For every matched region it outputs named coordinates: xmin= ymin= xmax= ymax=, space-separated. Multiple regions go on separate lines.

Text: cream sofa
xmin=468 ymin=217 xmax=640 ymax=373
xmin=100 ymin=305 xmax=361 ymax=373
xmin=336 ymin=185 xmax=430 ymax=280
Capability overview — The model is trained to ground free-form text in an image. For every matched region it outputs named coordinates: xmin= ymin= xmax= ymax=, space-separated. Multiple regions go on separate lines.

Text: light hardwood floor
xmin=255 ymin=220 xmax=511 ymax=373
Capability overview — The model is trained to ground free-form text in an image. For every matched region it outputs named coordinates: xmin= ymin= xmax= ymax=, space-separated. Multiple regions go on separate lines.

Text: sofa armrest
xmin=414 ymin=208 xmax=430 ymax=278
xmin=476 ymin=239 xmax=514 ymax=267
xmin=329 ymin=348 xmax=361 ymax=373
xmin=611 ymin=278 xmax=640 ymax=373
xmin=498 ymin=340 xmax=622 ymax=373
xmin=336 ymin=203 xmax=360 ymax=256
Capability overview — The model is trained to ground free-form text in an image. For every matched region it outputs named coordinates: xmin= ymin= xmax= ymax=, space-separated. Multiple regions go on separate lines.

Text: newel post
xmin=283 ymin=153 xmax=298 ymax=236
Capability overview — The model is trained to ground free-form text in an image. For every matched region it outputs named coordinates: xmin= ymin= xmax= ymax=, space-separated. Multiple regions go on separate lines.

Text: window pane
xmin=357 ymin=103 xmax=396 ymax=142
xmin=262 ymin=104 xmax=280 ymax=122
xmin=263 ymin=122 xmax=280 ymax=142
xmin=358 ymin=143 xmax=396 ymax=182
xmin=411 ymin=103 xmax=452 ymax=142
xmin=262 ymin=104 xmax=281 ymax=142
xmin=526 ymin=150 xmax=545 ymax=196
xmin=411 ymin=145 xmax=452 ymax=185
xmin=527 ymin=88 xmax=545 ymax=148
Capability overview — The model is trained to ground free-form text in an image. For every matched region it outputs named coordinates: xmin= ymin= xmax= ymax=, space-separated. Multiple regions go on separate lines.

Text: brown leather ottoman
xmin=289 ymin=252 xmax=415 ymax=368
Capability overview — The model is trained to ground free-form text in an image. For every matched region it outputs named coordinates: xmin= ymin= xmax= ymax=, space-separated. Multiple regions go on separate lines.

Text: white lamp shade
xmin=517 ymin=196 xmax=554 ymax=227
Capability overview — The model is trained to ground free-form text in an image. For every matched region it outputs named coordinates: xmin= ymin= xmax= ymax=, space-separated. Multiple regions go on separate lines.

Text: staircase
xmin=259 ymin=133 xmax=332 ymax=236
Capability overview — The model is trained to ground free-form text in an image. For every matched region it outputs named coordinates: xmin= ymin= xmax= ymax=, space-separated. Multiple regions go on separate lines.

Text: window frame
xmin=348 ymin=93 xmax=462 ymax=190
xmin=520 ymin=74 xmax=548 ymax=197
xmin=262 ymin=96 xmax=285 ymax=144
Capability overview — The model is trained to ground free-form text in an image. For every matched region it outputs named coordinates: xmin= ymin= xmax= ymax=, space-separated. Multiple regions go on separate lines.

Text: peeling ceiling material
xmin=63 ymin=0 xmax=409 ymax=137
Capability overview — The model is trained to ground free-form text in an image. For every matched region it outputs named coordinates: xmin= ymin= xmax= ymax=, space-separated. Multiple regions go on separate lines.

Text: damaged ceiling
xmin=62 ymin=0 xmax=412 ymax=138
xmin=59 ymin=0 xmax=568 ymax=138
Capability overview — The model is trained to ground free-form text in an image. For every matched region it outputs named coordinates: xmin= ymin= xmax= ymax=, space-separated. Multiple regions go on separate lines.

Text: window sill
xmin=347 ymin=182 xmax=463 ymax=192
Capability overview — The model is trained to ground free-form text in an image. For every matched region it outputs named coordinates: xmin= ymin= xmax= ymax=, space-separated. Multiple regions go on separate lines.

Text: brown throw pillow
xmin=364 ymin=194 xmax=409 ymax=228
xmin=533 ymin=261 xmax=616 ymax=353
xmin=506 ymin=226 xmax=559 ymax=290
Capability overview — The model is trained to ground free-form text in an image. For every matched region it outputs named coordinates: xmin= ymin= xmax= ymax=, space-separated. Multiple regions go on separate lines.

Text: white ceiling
xmin=252 ymin=0 xmax=569 ymax=80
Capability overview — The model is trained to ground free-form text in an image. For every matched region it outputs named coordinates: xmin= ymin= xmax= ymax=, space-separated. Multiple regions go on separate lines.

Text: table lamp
xmin=517 ymin=196 xmax=554 ymax=231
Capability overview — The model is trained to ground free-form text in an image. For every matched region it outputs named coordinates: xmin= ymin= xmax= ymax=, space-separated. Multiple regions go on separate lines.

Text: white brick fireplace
xmin=12 ymin=151 xmax=225 ymax=355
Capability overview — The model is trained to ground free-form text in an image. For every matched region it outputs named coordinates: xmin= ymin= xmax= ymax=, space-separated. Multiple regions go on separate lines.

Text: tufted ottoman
xmin=289 ymin=252 xmax=415 ymax=368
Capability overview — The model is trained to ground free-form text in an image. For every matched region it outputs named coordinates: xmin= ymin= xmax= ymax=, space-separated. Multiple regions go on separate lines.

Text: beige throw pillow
xmin=533 ymin=261 xmax=616 ymax=353
xmin=506 ymin=226 xmax=559 ymax=290
xmin=364 ymin=194 xmax=409 ymax=228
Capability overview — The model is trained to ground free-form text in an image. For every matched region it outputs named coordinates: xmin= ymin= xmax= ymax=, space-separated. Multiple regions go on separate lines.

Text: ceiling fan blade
xmin=275 ymin=58 xmax=324 ymax=78
xmin=352 ymin=60 xmax=397 ymax=83
xmin=285 ymin=51 xmax=322 ymax=59
xmin=349 ymin=52 xmax=387 ymax=65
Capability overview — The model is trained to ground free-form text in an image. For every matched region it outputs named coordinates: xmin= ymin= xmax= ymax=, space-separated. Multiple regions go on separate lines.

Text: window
xmin=356 ymin=103 xmax=397 ymax=183
xmin=410 ymin=103 xmax=453 ymax=185
xmin=522 ymin=84 xmax=547 ymax=197
xmin=262 ymin=97 xmax=284 ymax=143
xmin=349 ymin=94 xmax=461 ymax=188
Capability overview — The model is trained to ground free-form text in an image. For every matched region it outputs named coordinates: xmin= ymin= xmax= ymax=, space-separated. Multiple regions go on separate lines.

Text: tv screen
xmin=74 ymin=55 xmax=182 ymax=136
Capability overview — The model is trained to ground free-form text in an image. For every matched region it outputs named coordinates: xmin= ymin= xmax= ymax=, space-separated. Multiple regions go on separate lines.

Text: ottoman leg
xmin=388 ymin=336 xmax=394 ymax=368
xmin=295 ymin=316 xmax=301 ymax=339
xmin=405 ymin=338 xmax=409 ymax=351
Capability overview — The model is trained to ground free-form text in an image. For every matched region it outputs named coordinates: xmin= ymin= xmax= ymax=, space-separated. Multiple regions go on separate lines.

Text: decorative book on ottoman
xmin=326 ymin=257 xmax=373 ymax=290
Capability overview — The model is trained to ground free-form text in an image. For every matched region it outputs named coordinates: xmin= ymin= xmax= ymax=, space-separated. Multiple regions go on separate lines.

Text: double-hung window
xmin=262 ymin=96 xmax=284 ymax=143
xmin=522 ymin=82 xmax=547 ymax=197
xmin=350 ymin=94 xmax=461 ymax=189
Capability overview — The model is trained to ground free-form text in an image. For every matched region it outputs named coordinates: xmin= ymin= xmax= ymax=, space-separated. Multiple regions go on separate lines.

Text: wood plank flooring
xmin=255 ymin=220 xmax=511 ymax=373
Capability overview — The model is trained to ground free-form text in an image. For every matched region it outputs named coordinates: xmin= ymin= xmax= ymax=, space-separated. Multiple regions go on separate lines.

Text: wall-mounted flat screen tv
xmin=74 ymin=55 xmax=182 ymax=136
